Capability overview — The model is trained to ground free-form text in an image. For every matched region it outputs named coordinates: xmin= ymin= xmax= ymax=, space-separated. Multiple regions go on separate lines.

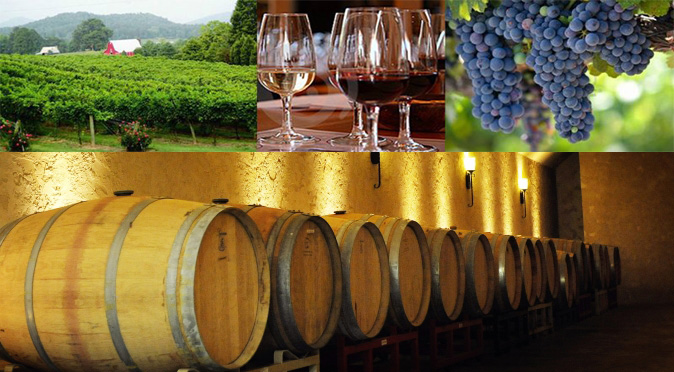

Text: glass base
xmin=328 ymin=133 xmax=390 ymax=147
xmin=259 ymin=130 xmax=320 ymax=145
xmin=385 ymin=140 xmax=438 ymax=152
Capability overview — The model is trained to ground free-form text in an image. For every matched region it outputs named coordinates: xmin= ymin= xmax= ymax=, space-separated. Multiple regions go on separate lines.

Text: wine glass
xmin=326 ymin=13 xmax=388 ymax=149
xmin=432 ymin=13 xmax=446 ymax=95
xmin=258 ymin=13 xmax=319 ymax=145
xmin=387 ymin=9 xmax=438 ymax=152
xmin=336 ymin=7 xmax=409 ymax=152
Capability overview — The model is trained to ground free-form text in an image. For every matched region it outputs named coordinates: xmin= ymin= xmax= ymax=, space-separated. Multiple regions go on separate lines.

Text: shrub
xmin=1 ymin=117 xmax=32 ymax=152
xmin=119 ymin=121 xmax=152 ymax=152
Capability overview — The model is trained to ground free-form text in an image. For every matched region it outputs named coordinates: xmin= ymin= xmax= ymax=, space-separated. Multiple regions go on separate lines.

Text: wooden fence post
xmin=89 ymin=115 xmax=95 ymax=146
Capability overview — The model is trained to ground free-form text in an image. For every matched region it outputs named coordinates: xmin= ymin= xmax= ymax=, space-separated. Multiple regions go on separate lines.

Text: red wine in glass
xmin=338 ymin=73 xmax=409 ymax=105
xmin=402 ymin=71 xmax=438 ymax=99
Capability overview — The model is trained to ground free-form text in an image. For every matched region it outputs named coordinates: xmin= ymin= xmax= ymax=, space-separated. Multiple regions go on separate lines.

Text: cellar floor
xmin=451 ymin=304 xmax=674 ymax=372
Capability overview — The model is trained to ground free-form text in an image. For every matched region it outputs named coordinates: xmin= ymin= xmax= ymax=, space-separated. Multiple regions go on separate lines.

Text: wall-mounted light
xmin=464 ymin=154 xmax=476 ymax=207
xmin=519 ymin=177 xmax=528 ymax=218
xmin=371 ymin=152 xmax=381 ymax=189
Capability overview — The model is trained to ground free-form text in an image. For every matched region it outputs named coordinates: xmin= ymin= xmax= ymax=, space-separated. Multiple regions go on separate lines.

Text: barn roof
xmin=37 ymin=46 xmax=60 ymax=55
xmin=109 ymin=39 xmax=142 ymax=53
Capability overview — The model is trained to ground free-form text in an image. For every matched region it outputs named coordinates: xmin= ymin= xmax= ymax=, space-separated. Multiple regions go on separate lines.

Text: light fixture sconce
xmin=371 ymin=152 xmax=381 ymax=189
xmin=464 ymin=156 xmax=476 ymax=207
xmin=519 ymin=178 xmax=528 ymax=218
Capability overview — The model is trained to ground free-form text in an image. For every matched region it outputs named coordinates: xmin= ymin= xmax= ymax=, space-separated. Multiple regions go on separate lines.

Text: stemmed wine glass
xmin=326 ymin=13 xmax=388 ymax=149
xmin=258 ymin=13 xmax=318 ymax=145
xmin=336 ymin=8 xmax=409 ymax=152
xmin=432 ymin=13 xmax=446 ymax=95
xmin=386 ymin=9 xmax=438 ymax=152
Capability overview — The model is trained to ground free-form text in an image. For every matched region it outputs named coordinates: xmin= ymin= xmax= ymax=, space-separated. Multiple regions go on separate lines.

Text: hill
xmin=187 ymin=12 xmax=233 ymax=25
xmin=0 ymin=12 xmax=201 ymax=40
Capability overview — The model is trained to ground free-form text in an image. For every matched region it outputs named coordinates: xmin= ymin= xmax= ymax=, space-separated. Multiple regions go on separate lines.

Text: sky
xmin=0 ymin=0 xmax=238 ymax=24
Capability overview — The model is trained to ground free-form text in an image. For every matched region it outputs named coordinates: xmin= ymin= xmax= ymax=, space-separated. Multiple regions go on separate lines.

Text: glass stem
xmin=362 ymin=105 xmax=381 ymax=152
xmin=355 ymin=103 xmax=365 ymax=131
xmin=398 ymin=100 xmax=412 ymax=143
xmin=280 ymin=94 xmax=295 ymax=135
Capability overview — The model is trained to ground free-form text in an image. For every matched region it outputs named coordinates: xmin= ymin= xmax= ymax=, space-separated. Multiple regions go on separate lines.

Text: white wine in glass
xmin=258 ymin=13 xmax=318 ymax=145
xmin=258 ymin=68 xmax=316 ymax=96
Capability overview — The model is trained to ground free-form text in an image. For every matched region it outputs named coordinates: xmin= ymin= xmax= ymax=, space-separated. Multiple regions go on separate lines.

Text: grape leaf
xmin=618 ymin=0 xmax=642 ymax=10
xmin=589 ymin=54 xmax=621 ymax=78
xmin=639 ymin=0 xmax=672 ymax=16
xmin=667 ymin=52 xmax=674 ymax=69
xmin=447 ymin=0 xmax=490 ymax=20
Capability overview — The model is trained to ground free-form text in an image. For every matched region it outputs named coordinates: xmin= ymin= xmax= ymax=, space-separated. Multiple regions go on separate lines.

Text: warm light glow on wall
xmin=249 ymin=153 xmax=286 ymax=208
xmin=309 ymin=154 xmax=347 ymax=215
xmin=36 ymin=154 xmax=96 ymax=212
xmin=434 ymin=155 xmax=453 ymax=228
xmin=480 ymin=154 xmax=496 ymax=233
xmin=399 ymin=154 xmax=423 ymax=223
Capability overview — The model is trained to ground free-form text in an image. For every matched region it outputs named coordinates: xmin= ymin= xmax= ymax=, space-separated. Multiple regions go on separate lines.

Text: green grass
xmin=5 ymin=128 xmax=256 ymax=152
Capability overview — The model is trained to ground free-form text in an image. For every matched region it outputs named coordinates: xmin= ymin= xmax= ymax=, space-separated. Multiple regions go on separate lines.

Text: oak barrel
xmin=609 ymin=246 xmax=621 ymax=286
xmin=555 ymin=251 xmax=576 ymax=309
xmin=331 ymin=214 xmax=431 ymax=329
xmin=539 ymin=238 xmax=560 ymax=301
xmin=425 ymin=228 xmax=466 ymax=323
xmin=525 ymin=237 xmax=548 ymax=303
xmin=321 ymin=216 xmax=391 ymax=340
xmin=455 ymin=230 xmax=495 ymax=317
xmin=514 ymin=236 xmax=540 ymax=307
xmin=567 ymin=252 xmax=580 ymax=305
xmin=552 ymin=239 xmax=591 ymax=294
xmin=588 ymin=243 xmax=609 ymax=289
xmin=0 ymin=196 xmax=270 ymax=372
xmin=602 ymin=245 xmax=611 ymax=288
xmin=483 ymin=233 xmax=522 ymax=312
xmin=232 ymin=205 xmax=342 ymax=354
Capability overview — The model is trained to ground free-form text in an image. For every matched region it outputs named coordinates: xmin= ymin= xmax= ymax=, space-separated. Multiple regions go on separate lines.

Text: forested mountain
xmin=0 ymin=12 xmax=201 ymax=40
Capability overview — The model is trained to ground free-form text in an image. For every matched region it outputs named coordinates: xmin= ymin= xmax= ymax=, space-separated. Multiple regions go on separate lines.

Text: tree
xmin=8 ymin=27 xmax=44 ymax=54
xmin=71 ymin=19 xmax=113 ymax=51
xmin=0 ymin=34 xmax=10 ymax=54
xmin=136 ymin=41 xmax=177 ymax=58
xmin=230 ymin=34 xmax=255 ymax=65
xmin=178 ymin=21 xmax=231 ymax=63
xmin=230 ymin=0 xmax=256 ymax=39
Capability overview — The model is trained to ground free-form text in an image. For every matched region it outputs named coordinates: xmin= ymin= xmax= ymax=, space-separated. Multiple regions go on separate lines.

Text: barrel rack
xmin=321 ymin=326 xmax=420 ymax=372
xmin=483 ymin=309 xmax=528 ymax=354
xmin=528 ymin=302 xmax=554 ymax=337
xmin=421 ymin=318 xmax=484 ymax=371
xmin=244 ymin=350 xmax=320 ymax=372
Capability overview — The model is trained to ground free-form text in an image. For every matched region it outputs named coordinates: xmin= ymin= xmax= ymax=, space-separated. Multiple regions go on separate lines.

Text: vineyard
xmin=445 ymin=0 xmax=674 ymax=151
xmin=0 ymin=55 xmax=257 ymax=139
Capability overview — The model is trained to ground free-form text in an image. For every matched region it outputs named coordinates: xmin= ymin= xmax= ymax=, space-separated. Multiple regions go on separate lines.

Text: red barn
xmin=104 ymin=39 xmax=142 ymax=56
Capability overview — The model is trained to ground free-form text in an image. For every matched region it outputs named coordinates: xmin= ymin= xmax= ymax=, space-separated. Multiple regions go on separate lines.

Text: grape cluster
xmin=455 ymin=11 xmax=524 ymax=133
xmin=451 ymin=0 xmax=655 ymax=144
xmin=565 ymin=0 xmax=611 ymax=60
xmin=492 ymin=0 xmax=546 ymax=43
xmin=528 ymin=6 xmax=595 ymax=143
xmin=520 ymin=73 xmax=551 ymax=151
xmin=599 ymin=0 xmax=654 ymax=75
xmin=566 ymin=0 xmax=654 ymax=75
